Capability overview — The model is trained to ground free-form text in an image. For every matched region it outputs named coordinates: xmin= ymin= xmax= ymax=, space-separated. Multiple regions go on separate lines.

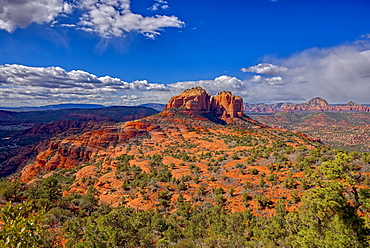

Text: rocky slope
xmin=17 ymin=87 xmax=323 ymax=216
xmin=244 ymin=97 xmax=370 ymax=113
xmin=0 ymin=106 xmax=159 ymax=177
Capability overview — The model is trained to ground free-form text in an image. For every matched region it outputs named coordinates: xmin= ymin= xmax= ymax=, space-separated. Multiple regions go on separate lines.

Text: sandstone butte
xmin=164 ymin=86 xmax=244 ymax=119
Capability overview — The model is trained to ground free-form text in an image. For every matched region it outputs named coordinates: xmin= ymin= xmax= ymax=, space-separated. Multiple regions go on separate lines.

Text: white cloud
xmin=249 ymin=75 xmax=287 ymax=85
xmin=168 ymin=75 xmax=243 ymax=96
xmin=241 ymin=63 xmax=304 ymax=75
xmin=0 ymin=64 xmax=169 ymax=106
xmin=78 ymin=0 xmax=184 ymax=38
xmin=2 ymin=41 xmax=370 ymax=107
xmin=241 ymin=43 xmax=370 ymax=103
xmin=0 ymin=0 xmax=184 ymax=39
xmin=149 ymin=0 xmax=169 ymax=11
xmin=0 ymin=72 xmax=247 ymax=106
xmin=0 ymin=0 xmax=72 ymax=32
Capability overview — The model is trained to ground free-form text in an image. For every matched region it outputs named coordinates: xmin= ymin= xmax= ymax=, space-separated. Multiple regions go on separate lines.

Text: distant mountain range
xmin=0 ymin=106 xmax=159 ymax=124
xmin=0 ymin=103 xmax=106 ymax=112
xmin=244 ymin=97 xmax=370 ymax=113
xmin=0 ymin=103 xmax=167 ymax=112
xmin=138 ymin=103 xmax=165 ymax=111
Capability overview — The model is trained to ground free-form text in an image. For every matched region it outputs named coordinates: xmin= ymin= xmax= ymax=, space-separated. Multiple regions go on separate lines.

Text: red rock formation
xmin=20 ymin=121 xmax=160 ymax=181
xmin=163 ymin=87 xmax=244 ymax=119
xmin=210 ymin=91 xmax=244 ymax=118
xmin=164 ymin=87 xmax=211 ymax=112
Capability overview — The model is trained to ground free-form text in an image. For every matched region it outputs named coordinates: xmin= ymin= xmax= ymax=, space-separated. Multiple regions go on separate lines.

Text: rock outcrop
xmin=244 ymin=97 xmax=370 ymax=113
xmin=164 ymin=87 xmax=211 ymax=112
xmin=0 ymin=107 xmax=159 ymax=178
xmin=211 ymin=91 xmax=244 ymax=118
xmin=163 ymin=87 xmax=244 ymax=119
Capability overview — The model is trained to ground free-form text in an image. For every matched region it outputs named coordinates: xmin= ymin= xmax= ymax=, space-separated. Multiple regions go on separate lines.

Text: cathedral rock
xmin=164 ymin=87 xmax=244 ymax=119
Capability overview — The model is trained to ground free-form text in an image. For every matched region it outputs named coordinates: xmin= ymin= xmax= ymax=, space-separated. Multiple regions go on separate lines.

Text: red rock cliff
xmin=210 ymin=91 xmax=244 ymax=118
xmin=163 ymin=87 xmax=244 ymax=119
xmin=164 ymin=87 xmax=211 ymax=112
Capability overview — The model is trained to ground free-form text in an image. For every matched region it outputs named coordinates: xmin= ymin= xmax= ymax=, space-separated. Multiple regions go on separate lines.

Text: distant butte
xmin=164 ymin=86 xmax=244 ymax=119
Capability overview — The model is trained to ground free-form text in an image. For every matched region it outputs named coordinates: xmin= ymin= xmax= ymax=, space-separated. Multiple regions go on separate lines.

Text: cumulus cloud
xmin=241 ymin=42 xmax=370 ymax=103
xmin=0 ymin=0 xmax=72 ymax=32
xmin=2 ymin=41 xmax=370 ymax=106
xmin=241 ymin=63 xmax=304 ymax=75
xmin=241 ymin=63 xmax=289 ymax=75
xmin=0 ymin=0 xmax=184 ymax=39
xmin=249 ymin=75 xmax=287 ymax=85
xmin=78 ymin=0 xmax=184 ymax=38
xmin=149 ymin=0 xmax=169 ymax=11
xmin=0 ymin=64 xmax=169 ymax=106
xmin=169 ymin=75 xmax=243 ymax=95
xmin=0 ymin=67 xmax=253 ymax=106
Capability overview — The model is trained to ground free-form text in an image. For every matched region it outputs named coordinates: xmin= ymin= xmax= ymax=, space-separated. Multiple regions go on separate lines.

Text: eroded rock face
xmin=164 ymin=87 xmax=211 ymax=112
xmin=163 ymin=87 xmax=244 ymax=119
xmin=210 ymin=91 xmax=244 ymax=118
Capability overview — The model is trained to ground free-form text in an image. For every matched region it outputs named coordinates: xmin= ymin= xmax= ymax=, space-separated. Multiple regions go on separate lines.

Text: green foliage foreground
xmin=1 ymin=152 xmax=370 ymax=247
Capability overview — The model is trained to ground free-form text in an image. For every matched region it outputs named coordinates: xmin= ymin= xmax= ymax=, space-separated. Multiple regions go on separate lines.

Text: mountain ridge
xmin=0 ymin=103 xmax=107 ymax=112
xmin=244 ymin=97 xmax=370 ymax=113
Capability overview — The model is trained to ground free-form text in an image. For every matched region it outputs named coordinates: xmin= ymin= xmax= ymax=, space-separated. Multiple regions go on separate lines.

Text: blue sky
xmin=0 ymin=0 xmax=370 ymax=106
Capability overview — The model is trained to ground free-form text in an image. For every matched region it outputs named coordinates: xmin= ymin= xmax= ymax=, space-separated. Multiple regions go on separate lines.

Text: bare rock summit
xmin=164 ymin=87 xmax=211 ymax=112
xmin=163 ymin=87 xmax=244 ymax=119
xmin=211 ymin=91 xmax=244 ymax=118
